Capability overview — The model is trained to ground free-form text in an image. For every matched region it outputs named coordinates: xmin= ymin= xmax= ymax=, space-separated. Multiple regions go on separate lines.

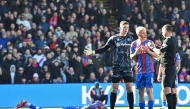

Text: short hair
xmin=135 ymin=26 xmax=146 ymax=34
xmin=162 ymin=24 xmax=173 ymax=32
xmin=120 ymin=21 xmax=129 ymax=27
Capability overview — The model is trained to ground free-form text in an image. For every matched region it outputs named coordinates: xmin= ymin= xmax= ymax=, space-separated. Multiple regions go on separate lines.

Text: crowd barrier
xmin=0 ymin=83 xmax=189 ymax=108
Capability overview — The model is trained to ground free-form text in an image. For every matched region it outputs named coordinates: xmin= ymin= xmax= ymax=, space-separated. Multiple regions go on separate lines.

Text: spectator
xmin=66 ymin=67 xmax=78 ymax=83
xmin=27 ymin=58 xmax=41 ymax=82
xmin=66 ymin=25 xmax=78 ymax=40
xmin=33 ymin=49 xmax=46 ymax=67
xmin=179 ymin=67 xmax=188 ymax=82
xmin=0 ymin=0 xmax=9 ymax=16
xmin=5 ymin=65 xmax=19 ymax=84
xmin=86 ymin=72 xmax=98 ymax=83
xmin=30 ymin=73 xmax=40 ymax=84
xmin=16 ymin=14 xmax=31 ymax=30
xmin=96 ymin=67 xmax=105 ymax=82
xmin=73 ymin=55 xmax=83 ymax=77
xmin=39 ymin=16 xmax=49 ymax=33
xmin=102 ymin=74 xmax=110 ymax=83
xmin=0 ymin=66 xmax=7 ymax=84
xmin=84 ymin=58 xmax=96 ymax=79
xmin=23 ymin=7 xmax=33 ymax=24
xmin=3 ymin=53 xmax=16 ymax=72
xmin=78 ymin=73 xmax=86 ymax=83
xmin=54 ymin=76 xmax=63 ymax=83
xmin=41 ymin=72 xmax=53 ymax=84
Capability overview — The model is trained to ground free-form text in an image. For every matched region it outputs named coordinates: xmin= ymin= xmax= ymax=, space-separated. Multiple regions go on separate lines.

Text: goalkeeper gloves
xmin=84 ymin=47 xmax=95 ymax=55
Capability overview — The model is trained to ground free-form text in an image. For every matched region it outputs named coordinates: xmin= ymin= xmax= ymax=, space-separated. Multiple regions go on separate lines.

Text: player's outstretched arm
xmin=84 ymin=36 xmax=114 ymax=56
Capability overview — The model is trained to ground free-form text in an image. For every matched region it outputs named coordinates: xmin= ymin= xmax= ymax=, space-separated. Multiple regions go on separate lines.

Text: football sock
xmin=166 ymin=93 xmax=173 ymax=109
xmin=110 ymin=92 xmax=117 ymax=109
xmin=148 ymin=100 xmax=154 ymax=109
xmin=139 ymin=101 xmax=145 ymax=109
xmin=173 ymin=94 xmax=177 ymax=109
xmin=127 ymin=92 xmax=134 ymax=109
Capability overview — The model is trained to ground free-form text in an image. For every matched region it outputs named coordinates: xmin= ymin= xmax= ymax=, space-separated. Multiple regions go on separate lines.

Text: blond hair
xmin=120 ymin=21 xmax=129 ymax=27
xmin=135 ymin=26 xmax=146 ymax=34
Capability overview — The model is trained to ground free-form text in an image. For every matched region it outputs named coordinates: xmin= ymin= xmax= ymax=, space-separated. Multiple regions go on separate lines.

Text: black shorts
xmin=162 ymin=65 xmax=176 ymax=88
xmin=112 ymin=71 xmax=133 ymax=83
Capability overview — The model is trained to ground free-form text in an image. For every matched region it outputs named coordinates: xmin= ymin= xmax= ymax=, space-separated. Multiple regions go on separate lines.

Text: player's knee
xmin=125 ymin=82 xmax=133 ymax=92
xmin=171 ymin=88 xmax=176 ymax=94
xmin=146 ymin=89 xmax=152 ymax=96
xmin=112 ymin=87 xmax=118 ymax=93
xmin=138 ymin=89 xmax=144 ymax=96
xmin=126 ymin=87 xmax=132 ymax=92
xmin=112 ymin=83 xmax=119 ymax=93
xmin=164 ymin=87 xmax=171 ymax=94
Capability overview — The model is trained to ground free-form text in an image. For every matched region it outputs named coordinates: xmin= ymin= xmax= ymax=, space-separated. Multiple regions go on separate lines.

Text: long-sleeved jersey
xmin=95 ymin=34 xmax=134 ymax=75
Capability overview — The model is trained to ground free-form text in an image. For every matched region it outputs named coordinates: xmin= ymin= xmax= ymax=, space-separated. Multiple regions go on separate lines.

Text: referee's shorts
xmin=161 ymin=65 xmax=176 ymax=88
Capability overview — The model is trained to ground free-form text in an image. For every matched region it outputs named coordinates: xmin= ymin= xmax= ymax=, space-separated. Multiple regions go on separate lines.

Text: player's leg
xmin=110 ymin=73 xmax=120 ymax=109
xmin=175 ymin=88 xmax=178 ymax=109
xmin=161 ymin=74 xmax=167 ymax=109
xmin=172 ymin=76 xmax=178 ymax=109
xmin=139 ymin=88 xmax=145 ymax=109
xmin=145 ymin=73 xmax=154 ymax=109
xmin=136 ymin=73 xmax=145 ymax=109
xmin=123 ymin=75 xmax=134 ymax=109
xmin=163 ymin=66 xmax=176 ymax=109
xmin=172 ymin=88 xmax=177 ymax=109
xmin=15 ymin=100 xmax=42 ymax=109
xmin=160 ymin=89 xmax=167 ymax=109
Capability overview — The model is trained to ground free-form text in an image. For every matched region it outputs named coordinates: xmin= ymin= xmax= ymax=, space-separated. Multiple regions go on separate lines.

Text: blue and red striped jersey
xmin=130 ymin=39 xmax=155 ymax=74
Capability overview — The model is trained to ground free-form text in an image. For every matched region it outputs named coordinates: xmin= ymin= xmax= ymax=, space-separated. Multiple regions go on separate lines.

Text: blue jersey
xmin=130 ymin=39 xmax=154 ymax=74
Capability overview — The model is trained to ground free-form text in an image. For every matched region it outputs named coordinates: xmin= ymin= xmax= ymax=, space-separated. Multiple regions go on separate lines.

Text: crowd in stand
xmin=0 ymin=0 xmax=190 ymax=84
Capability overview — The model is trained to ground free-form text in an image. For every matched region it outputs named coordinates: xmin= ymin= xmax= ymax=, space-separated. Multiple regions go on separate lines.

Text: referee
xmin=84 ymin=21 xmax=134 ymax=109
xmin=150 ymin=24 xmax=178 ymax=109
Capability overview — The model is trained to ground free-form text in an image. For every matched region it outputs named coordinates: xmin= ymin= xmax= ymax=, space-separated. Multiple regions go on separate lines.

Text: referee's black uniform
xmin=160 ymin=35 xmax=178 ymax=109
xmin=160 ymin=36 xmax=178 ymax=88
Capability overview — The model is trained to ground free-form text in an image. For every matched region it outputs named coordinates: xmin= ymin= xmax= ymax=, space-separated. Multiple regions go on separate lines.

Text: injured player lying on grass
xmin=15 ymin=100 xmax=107 ymax=109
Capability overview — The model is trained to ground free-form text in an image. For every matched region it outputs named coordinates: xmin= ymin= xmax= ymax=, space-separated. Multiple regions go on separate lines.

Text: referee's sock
xmin=166 ymin=93 xmax=173 ymax=109
xmin=173 ymin=94 xmax=177 ymax=109
xmin=127 ymin=92 xmax=134 ymax=109
xmin=139 ymin=101 xmax=145 ymax=109
xmin=148 ymin=100 xmax=154 ymax=109
xmin=110 ymin=92 xmax=117 ymax=109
